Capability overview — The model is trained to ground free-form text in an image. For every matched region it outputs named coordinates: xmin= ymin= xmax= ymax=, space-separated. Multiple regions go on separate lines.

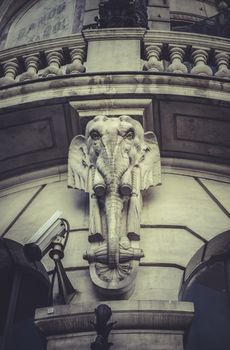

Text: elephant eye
xmin=125 ymin=129 xmax=135 ymax=140
xmin=90 ymin=130 xmax=101 ymax=140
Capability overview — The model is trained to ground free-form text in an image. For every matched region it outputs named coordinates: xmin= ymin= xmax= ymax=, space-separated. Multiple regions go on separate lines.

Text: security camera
xmin=24 ymin=211 xmax=68 ymax=262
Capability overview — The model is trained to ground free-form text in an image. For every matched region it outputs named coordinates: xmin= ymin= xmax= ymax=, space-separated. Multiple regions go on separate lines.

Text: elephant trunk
xmin=95 ymin=137 xmax=131 ymax=269
xmin=105 ymin=191 xmax=123 ymax=269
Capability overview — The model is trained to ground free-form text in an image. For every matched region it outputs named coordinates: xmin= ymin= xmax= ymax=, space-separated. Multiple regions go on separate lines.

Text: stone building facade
xmin=0 ymin=1 xmax=230 ymax=350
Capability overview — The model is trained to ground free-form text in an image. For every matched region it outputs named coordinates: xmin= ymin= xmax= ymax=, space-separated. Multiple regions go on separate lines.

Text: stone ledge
xmin=35 ymin=300 xmax=194 ymax=336
xmin=144 ymin=30 xmax=230 ymax=50
xmin=0 ymin=73 xmax=230 ymax=110
xmin=83 ymin=28 xmax=146 ymax=41
xmin=0 ymin=34 xmax=85 ymax=62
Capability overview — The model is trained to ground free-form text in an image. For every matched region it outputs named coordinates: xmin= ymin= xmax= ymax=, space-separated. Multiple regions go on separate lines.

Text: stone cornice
xmin=83 ymin=28 xmax=146 ymax=41
xmin=1 ymin=29 xmax=229 ymax=61
xmin=35 ymin=300 xmax=194 ymax=336
xmin=144 ymin=30 xmax=230 ymax=51
xmin=0 ymin=73 xmax=230 ymax=109
xmin=0 ymin=33 xmax=86 ymax=62
xmin=170 ymin=12 xmax=207 ymax=23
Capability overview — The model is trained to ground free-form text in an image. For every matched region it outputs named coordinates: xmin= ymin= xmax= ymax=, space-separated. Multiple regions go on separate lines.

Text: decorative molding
xmin=35 ymin=300 xmax=194 ymax=335
xmin=161 ymin=158 xmax=230 ymax=182
xmin=0 ymin=103 xmax=71 ymax=180
xmin=144 ymin=30 xmax=230 ymax=51
xmin=83 ymin=28 xmax=146 ymax=41
xmin=175 ymin=114 xmax=230 ymax=148
xmin=159 ymin=101 xmax=230 ymax=164
xmin=69 ymin=98 xmax=154 ymax=133
xmin=0 ymin=165 xmax=67 ymax=197
xmin=0 ymin=33 xmax=85 ymax=62
xmin=0 ymin=118 xmax=55 ymax=162
xmin=170 ymin=12 xmax=207 ymax=23
xmin=0 ymin=74 xmax=230 ymax=110
xmin=0 ymin=29 xmax=229 ymax=84
xmin=68 ymin=115 xmax=161 ymax=297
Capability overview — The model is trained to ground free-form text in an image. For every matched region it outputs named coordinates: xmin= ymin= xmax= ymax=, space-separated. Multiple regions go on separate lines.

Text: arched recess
xmin=0 ymin=0 xmax=85 ymax=49
xmin=179 ymin=230 xmax=230 ymax=350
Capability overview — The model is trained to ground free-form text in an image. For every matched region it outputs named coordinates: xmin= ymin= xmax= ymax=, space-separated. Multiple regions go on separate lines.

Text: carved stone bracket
xmin=68 ymin=115 xmax=161 ymax=298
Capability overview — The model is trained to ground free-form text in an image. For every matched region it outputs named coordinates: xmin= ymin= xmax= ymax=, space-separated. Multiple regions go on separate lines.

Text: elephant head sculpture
xmin=68 ymin=115 xmax=161 ymax=291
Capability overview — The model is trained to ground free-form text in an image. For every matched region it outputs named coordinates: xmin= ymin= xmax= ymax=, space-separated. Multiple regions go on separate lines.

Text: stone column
xmin=0 ymin=58 xmax=19 ymax=86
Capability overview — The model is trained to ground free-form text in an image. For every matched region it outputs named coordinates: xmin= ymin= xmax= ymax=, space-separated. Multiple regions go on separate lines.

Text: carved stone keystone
xmin=68 ymin=115 xmax=161 ymax=297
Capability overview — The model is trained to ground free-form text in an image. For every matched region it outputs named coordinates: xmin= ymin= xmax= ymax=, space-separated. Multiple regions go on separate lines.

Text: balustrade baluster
xmin=42 ymin=49 xmax=64 ymax=77
xmin=20 ymin=54 xmax=40 ymax=81
xmin=191 ymin=48 xmax=213 ymax=76
xmin=214 ymin=51 xmax=230 ymax=78
xmin=143 ymin=45 xmax=163 ymax=72
xmin=167 ymin=46 xmax=188 ymax=74
xmin=0 ymin=58 xmax=19 ymax=86
xmin=66 ymin=47 xmax=86 ymax=74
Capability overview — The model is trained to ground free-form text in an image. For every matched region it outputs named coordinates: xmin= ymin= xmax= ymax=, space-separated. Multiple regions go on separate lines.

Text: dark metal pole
xmin=49 ymin=238 xmax=77 ymax=304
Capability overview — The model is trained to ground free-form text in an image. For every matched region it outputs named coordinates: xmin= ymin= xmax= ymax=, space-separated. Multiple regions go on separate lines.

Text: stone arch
xmin=179 ymin=230 xmax=230 ymax=350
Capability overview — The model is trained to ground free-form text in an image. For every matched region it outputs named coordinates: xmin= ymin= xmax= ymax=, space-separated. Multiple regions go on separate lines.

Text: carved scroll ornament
xmin=68 ymin=115 xmax=161 ymax=297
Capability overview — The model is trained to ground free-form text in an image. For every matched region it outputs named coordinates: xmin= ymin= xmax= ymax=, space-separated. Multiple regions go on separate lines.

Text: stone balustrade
xmin=1 ymin=30 xmax=230 ymax=86
xmin=0 ymin=34 xmax=86 ymax=86
xmin=143 ymin=31 xmax=230 ymax=78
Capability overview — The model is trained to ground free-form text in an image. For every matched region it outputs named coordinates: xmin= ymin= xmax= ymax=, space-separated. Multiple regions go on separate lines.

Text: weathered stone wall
xmin=1 ymin=170 xmax=229 ymax=302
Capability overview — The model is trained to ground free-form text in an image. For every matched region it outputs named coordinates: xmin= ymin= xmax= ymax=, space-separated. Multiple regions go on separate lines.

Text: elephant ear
xmin=139 ymin=131 xmax=161 ymax=190
xmin=68 ymin=135 xmax=91 ymax=192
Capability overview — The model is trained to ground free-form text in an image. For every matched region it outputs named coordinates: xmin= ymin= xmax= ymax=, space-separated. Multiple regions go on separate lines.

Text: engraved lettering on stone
xmin=6 ymin=0 xmax=76 ymax=47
